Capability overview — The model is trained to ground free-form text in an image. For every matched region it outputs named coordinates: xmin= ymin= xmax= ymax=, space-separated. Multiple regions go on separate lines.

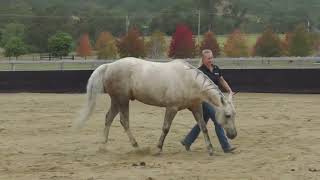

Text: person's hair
xmin=198 ymin=49 xmax=213 ymax=67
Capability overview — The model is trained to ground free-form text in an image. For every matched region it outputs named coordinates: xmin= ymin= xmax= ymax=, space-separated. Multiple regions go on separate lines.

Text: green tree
xmin=288 ymin=25 xmax=313 ymax=56
xmin=48 ymin=32 xmax=73 ymax=57
xmin=194 ymin=0 xmax=223 ymax=31
xmin=1 ymin=23 xmax=25 ymax=46
xmin=4 ymin=37 xmax=27 ymax=59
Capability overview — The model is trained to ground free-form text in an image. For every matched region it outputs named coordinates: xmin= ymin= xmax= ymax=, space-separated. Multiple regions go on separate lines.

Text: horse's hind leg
xmin=104 ymin=98 xmax=119 ymax=143
xmin=155 ymin=107 xmax=177 ymax=154
xmin=119 ymin=100 xmax=139 ymax=148
xmin=190 ymin=105 xmax=214 ymax=156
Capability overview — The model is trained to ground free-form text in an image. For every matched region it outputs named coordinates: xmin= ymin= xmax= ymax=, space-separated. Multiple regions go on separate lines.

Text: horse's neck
xmin=181 ymin=66 xmax=222 ymax=106
xmin=192 ymin=69 xmax=219 ymax=91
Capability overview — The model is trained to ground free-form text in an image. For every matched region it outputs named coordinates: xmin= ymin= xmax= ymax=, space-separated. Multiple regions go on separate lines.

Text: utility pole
xmin=209 ymin=0 xmax=213 ymax=31
xmin=197 ymin=9 xmax=201 ymax=44
xmin=126 ymin=15 xmax=130 ymax=33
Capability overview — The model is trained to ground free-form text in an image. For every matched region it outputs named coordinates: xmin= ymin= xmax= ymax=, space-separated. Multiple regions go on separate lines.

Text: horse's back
xmin=103 ymin=57 xmax=198 ymax=107
xmin=107 ymin=57 xmax=188 ymax=78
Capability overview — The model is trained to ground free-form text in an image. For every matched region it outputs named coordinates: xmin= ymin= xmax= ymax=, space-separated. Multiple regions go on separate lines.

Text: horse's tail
xmin=73 ymin=64 xmax=108 ymax=129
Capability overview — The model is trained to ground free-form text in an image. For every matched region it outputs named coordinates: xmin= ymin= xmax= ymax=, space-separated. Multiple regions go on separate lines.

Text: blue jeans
xmin=183 ymin=102 xmax=231 ymax=151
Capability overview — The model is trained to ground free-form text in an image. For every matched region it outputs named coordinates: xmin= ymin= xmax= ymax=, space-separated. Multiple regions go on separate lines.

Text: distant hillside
xmin=0 ymin=0 xmax=319 ymax=52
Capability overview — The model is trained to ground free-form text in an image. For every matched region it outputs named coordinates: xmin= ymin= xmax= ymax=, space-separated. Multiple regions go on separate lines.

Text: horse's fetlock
xmin=157 ymin=144 xmax=163 ymax=150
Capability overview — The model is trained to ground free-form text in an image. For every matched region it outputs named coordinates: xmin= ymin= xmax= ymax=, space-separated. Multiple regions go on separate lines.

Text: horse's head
xmin=215 ymin=93 xmax=237 ymax=139
xmin=205 ymin=92 xmax=237 ymax=139
xmin=189 ymin=67 xmax=237 ymax=139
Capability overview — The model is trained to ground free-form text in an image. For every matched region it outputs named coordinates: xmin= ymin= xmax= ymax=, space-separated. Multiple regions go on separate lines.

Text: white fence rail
xmin=1 ymin=57 xmax=320 ymax=71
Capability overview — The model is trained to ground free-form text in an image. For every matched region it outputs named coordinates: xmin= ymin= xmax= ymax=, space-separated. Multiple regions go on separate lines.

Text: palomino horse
xmin=74 ymin=57 xmax=237 ymax=155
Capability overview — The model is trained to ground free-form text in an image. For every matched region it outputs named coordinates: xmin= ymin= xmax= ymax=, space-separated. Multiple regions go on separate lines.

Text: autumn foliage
xmin=252 ymin=27 xmax=283 ymax=57
xmin=168 ymin=24 xmax=196 ymax=58
xmin=199 ymin=31 xmax=220 ymax=57
xmin=95 ymin=31 xmax=118 ymax=59
xmin=77 ymin=33 xmax=92 ymax=59
xmin=223 ymin=30 xmax=249 ymax=57
xmin=117 ymin=27 xmax=145 ymax=58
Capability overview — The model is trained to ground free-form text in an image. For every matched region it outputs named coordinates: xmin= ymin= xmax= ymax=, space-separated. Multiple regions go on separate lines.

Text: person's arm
xmin=219 ymin=76 xmax=233 ymax=94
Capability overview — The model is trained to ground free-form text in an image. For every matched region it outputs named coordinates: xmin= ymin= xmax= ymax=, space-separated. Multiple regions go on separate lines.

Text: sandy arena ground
xmin=0 ymin=93 xmax=319 ymax=180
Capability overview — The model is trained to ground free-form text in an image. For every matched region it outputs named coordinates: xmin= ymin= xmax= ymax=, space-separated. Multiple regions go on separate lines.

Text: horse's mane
xmin=182 ymin=62 xmax=224 ymax=97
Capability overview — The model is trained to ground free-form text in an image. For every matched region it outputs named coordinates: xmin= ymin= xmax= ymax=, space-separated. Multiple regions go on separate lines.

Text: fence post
xmin=59 ymin=62 xmax=64 ymax=70
xmin=11 ymin=63 xmax=15 ymax=71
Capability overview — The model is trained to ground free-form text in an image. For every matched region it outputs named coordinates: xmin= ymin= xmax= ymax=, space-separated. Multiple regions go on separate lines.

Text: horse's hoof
xmin=208 ymin=149 xmax=214 ymax=156
xmin=97 ymin=146 xmax=108 ymax=153
xmin=132 ymin=142 xmax=139 ymax=148
xmin=151 ymin=148 xmax=162 ymax=156
xmin=152 ymin=152 xmax=161 ymax=156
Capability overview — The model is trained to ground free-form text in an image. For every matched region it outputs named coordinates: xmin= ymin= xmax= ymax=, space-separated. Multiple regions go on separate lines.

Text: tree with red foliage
xmin=117 ymin=27 xmax=145 ymax=58
xmin=168 ymin=24 xmax=196 ymax=58
xmin=253 ymin=27 xmax=283 ymax=57
xmin=77 ymin=33 xmax=92 ymax=59
xmin=200 ymin=31 xmax=220 ymax=57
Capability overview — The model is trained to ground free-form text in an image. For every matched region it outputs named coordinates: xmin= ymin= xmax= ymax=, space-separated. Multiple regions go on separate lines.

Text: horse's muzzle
xmin=226 ymin=131 xmax=237 ymax=139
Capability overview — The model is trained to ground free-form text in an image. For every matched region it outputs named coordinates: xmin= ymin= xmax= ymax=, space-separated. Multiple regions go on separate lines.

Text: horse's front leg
xmin=154 ymin=107 xmax=178 ymax=155
xmin=190 ymin=104 xmax=214 ymax=156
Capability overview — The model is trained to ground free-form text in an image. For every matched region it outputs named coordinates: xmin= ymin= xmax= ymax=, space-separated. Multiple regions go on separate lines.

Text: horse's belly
xmin=132 ymin=89 xmax=170 ymax=107
xmin=131 ymin=86 xmax=198 ymax=108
